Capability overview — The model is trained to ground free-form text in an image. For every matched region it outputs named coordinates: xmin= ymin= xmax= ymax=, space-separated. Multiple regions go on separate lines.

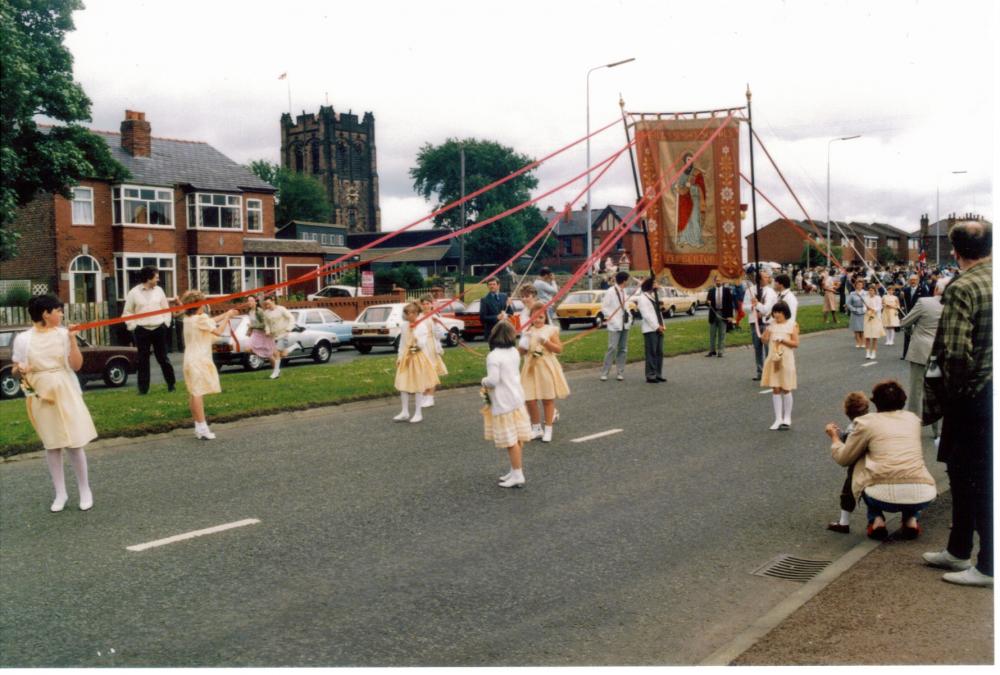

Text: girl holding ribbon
xmin=419 ymin=294 xmax=448 ymax=408
xmin=180 ymin=290 xmax=238 ymax=440
xmin=518 ymin=301 xmax=569 ymax=443
xmin=393 ymin=302 xmax=439 ymax=423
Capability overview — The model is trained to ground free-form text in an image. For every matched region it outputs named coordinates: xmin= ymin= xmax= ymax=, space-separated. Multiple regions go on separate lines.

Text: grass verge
xmin=1 ymin=304 xmax=841 ymax=457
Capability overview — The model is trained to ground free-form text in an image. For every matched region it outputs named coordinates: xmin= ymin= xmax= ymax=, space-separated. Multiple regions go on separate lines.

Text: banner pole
xmin=746 ymin=85 xmax=761 ymax=296
xmin=620 ymin=96 xmax=655 ymax=276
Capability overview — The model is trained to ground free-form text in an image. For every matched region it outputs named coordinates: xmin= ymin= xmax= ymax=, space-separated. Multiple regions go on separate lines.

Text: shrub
xmin=1 ymin=287 xmax=31 ymax=307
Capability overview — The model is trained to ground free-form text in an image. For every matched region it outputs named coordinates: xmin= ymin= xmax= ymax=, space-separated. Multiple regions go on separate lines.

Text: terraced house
xmin=3 ymin=110 xmax=326 ymax=304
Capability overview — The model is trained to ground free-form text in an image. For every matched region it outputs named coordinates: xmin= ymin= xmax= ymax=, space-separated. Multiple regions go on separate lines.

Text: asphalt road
xmin=1 ymin=294 xmax=906 ymax=668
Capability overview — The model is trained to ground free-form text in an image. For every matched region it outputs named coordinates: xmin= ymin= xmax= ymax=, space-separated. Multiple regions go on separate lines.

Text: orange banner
xmin=635 ymin=118 xmax=742 ymax=290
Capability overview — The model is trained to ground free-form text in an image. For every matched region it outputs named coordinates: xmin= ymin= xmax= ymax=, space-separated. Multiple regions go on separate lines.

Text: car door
xmin=317 ymin=308 xmax=351 ymax=344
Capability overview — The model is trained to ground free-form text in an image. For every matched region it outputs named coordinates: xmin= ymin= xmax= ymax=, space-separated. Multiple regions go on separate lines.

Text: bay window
xmin=115 ymin=254 xmax=176 ymax=300
xmin=113 ymin=185 xmax=174 ymax=226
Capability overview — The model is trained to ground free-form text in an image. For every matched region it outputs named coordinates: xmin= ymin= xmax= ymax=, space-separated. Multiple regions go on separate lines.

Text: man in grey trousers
xmin=599 ymin=271 xmax=635 ymax=381
xmin=899 ymin=277 xmax=949 ymax=438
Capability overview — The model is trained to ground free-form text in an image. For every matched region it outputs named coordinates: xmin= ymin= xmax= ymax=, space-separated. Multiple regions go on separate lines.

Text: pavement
xmin=1 ymin=312 xmax=992 ymax=666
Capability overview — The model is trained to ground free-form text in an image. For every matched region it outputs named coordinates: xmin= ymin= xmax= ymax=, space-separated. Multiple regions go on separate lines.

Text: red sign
xmin=361 ymin=270 xmax=375 ymax=296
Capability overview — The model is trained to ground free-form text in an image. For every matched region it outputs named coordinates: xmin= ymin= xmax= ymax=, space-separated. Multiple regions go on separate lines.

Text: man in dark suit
xmin=478 ymin=278 xmax=510 ymax=345
xmin=705 ymin=274 xmax=735 ymax=357
xmin=901 ymin=273 xmax=930 ymax=359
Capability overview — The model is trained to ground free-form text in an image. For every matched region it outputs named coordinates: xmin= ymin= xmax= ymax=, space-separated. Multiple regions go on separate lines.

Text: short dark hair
xmin=487 ymin=278 xmax=500 ymax=286
xmin=640 ymin=277 xmax=655 ymax=292
xmin=949 ymin=220 xmax=992 ymax=261
xmin=843 ymin=391 xmax=870 ymax=419
xmin=871 ymin=380 xmax=907 ymax=412
xmin=488 ymin=320 xmax=517 ymax=350
xmin=138 ymin=266 xmax=159 ymax=283
xmin=28 ymin=294 xmax=62 ymax=323
xmin=615 ymin=271 xmax=630 ymax=285
xmin=539 ymin=267 xmax=552 ymax=277
xmin=774 ymin=273 xmax=791 ymax=289
xmin=772 ymin=300 xmax=791 ymax=320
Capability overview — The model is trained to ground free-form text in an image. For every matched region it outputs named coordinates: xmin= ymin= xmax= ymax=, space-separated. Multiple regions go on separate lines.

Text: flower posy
xmin=479 ymin=386 xmax=491 ymax=407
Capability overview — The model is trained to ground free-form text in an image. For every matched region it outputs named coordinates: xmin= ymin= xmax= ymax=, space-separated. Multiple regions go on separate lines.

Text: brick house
xmin=744 ymin=218 xmax=920 ymax=267
xmin=540 ymin=204 xmax=652 ymax=272
xmin=2 ymin=110 xmax=326 ymax=303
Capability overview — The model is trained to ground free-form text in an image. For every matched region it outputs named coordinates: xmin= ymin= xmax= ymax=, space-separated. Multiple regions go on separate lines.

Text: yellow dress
xmin=882 ymin=294 xmax=901 ymax=328
xmin=863 ymin=298 xmax=886 ymax=339
xmin=183 ymin=313 xmax=222 ymax=397
xmin=760 ymin=321 xmax=797 ymax=391
xmin=394 ymin=323 xmax=440 ymax=394
xmin=22 ymin=329 xmax=98 ymax=450
xmin=520 ymin=324 xmax=570 ymax=401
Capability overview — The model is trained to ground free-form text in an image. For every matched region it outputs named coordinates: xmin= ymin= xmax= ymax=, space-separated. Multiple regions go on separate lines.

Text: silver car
xmin=213 ymin=313 xmax=341 ymax=370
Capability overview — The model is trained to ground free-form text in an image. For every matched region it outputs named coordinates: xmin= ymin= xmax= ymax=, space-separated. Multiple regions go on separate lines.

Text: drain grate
xmin=752 ymin=554 xmax=832 ymax=582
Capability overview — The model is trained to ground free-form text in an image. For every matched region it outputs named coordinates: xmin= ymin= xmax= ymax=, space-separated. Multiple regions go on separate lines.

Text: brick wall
xmin=54 ymin=180 xmax=116 ymax=300
xmin=1 ymin=193 xmax=56 ymax=291
xmin=745 ymin=220 xmax=807 ymax=264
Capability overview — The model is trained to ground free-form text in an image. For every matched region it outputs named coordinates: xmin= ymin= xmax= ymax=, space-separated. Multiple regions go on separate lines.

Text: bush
xmin=1 ymin=287 xmax=31 ymax=306
xmin=374 ymin=265 xmax=425 ymax=290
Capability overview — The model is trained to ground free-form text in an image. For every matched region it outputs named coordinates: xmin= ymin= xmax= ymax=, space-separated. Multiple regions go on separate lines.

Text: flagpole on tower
xmin=279 ymin=72 xmax=291 ymax=115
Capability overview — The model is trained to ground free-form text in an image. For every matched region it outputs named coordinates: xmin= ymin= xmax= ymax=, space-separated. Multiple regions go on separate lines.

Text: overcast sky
xmin=65 ymin=0 xmax=995 ymax=244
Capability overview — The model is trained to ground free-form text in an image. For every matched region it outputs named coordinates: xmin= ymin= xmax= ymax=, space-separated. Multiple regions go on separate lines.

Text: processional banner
xmin=635 ymin=118 xmax=743 ymax=290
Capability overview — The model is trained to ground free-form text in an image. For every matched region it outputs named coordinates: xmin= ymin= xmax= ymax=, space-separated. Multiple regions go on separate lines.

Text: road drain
xmin=752 ymin=554 xmax=832 ymax=582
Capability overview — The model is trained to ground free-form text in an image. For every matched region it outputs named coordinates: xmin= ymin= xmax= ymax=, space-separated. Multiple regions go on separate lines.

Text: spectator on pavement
xmin=123 ymin=265 xmax=177 ymax=395
xmin=826 ymin=391 xmax=872 ymax=534
xmin=900 ymin=274 xmax=930 ymax=359
xmin=705 ymin=274 xmax=735 ymax=357
xmin=846 ymin=278 xmax=867 ymax=349
xmin=827 ymin=380 xmax=937 ymax=541
xmin=599 ymin=271 xmax=635 ymax=381
xmin=636 ymin=276 xmax=666 ymax=383
xmin=922 ymin=219 xmax=993 ymax=588
xmin=478 ymin=278 xmax=511 ymax=344
xmin=744 ymin=268 xmax=777 ymax=380
xmin=773 ymin=273 xmax=798 ymax=323
xmin=822 ymin=269 xmax=840 ymax=324
xmin=532 ymin=268 xmax=558 ymax=321
xmin=897 ymin=277 xmax=949 ymax=440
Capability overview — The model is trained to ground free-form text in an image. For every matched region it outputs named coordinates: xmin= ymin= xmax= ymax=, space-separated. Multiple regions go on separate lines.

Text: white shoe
xmin=498 ymin=470 xmax=513 ymax=482
xmin=769 ymin=420 xmax=782 ymax=430
xmin=195 ymin=427 xmax=216 ymax=440
xmin=616 ymin=374 xmax=625 ymax=381
xmin=409 ymin=410 xmax=423 ymax=423
xmin=542 ymin=425 xmax=553 ymax=442
xmin=855 ymin=344 xmax=862 ymax=349
xmin=269 ymin=371 xmax=281 ymax=379
xmin=421 ymin=396 xmax=435 ymax=408
xmin=942 ymin=567 xmax=993 ymax=587
xmin=530 ymin=424 xmax=543 ymax=440
xmin=498 ymin=473 xmax=525 ymax=488
xmin=50 ymin=495 xmax=68 ymax=513
xmin=923 ymin=549 xmax=972 ymax=571
xmin=393 ymin=411 xmax=410 ymax=422
xmin=599 ymin=374 xmax=608 ymax=381
xmin=79 ymin=491 xmax=93 ymax=511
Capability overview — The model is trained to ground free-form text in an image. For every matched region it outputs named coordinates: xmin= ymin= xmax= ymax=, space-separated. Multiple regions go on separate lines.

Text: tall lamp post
xmin=935 ymin=170 xmax=967 ymax=266
xmin=826 ymin=135 xmax=861 ymax=268
xmin=586 ymin=57 xmax=635 ymax=289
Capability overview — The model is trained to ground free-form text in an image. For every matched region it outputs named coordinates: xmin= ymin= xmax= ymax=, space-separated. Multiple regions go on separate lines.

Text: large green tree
xmin=409 ymin=138 xmax=552 ymax=266
xmin=1 ymin=0 xmax=128 ymax=259
xmin=247 ymin=160 xmax=330 ymax=226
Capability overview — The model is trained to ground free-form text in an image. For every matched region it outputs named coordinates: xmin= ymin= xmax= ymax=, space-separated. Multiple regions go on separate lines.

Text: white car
xmin=307 ymin=284 xmax=363 ymax=301
xmin=213 ymin=309 xmax=352 ymax=370
xmin=351 ymin=303 xmax=464 ymax=354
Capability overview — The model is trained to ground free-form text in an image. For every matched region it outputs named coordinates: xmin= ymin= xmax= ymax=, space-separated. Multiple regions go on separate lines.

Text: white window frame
xmin=112 ymin=184 xmax=175 ymax=229
xmin=186 ymin=193 xmax=243 ymax=230
xmin=244 ymin=255 xmax=281 ymax=293
xmin=71 ymin=187 xmax=94 ymax=225
xmin=114 ymin=253 xmax=177 ymax=300
xmin=188 ymin=255 xmax=244 ymax=296
xmin=68 ymin=254 xmax=103 ymax=303
xmin=247 ymin=198 xmax=263 ymax=232
xmin=908 ymin=239 xmax=920 ymax=251
xmin=864 ymin=236 xmax=879 ymax=250
xmin=887 ymin=237 xmax=899 ymax=249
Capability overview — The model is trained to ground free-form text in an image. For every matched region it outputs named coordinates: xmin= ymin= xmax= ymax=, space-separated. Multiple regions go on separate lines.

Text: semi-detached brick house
xmin=2 ymin=110 xmax=325 ymax=304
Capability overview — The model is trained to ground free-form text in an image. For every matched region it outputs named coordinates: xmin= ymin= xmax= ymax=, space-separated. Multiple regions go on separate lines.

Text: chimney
xmin=121 ymin=110 xmax=151 ymax=157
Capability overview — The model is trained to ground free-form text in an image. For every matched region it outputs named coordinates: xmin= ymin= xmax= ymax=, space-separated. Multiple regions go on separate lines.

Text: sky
xmin=63 ymin=0 xmax=996 ymax=245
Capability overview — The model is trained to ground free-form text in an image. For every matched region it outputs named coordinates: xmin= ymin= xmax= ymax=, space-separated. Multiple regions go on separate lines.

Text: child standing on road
xmin=12 ymin=294 xmax=98 ymax=512
xmin=881 ymin=285 xmax=901 ymax=346
xmin=760 ymin=300 xmax=799 ymax=430
xmin=826 ymin=391 xmax=871 ymax=534
xmin=419 ymin=295 xmax=448 ymax=407
xmin=394 ymin=302 xmax=439 ymax=423
xmin=518 ymin=302 xmax=569 ymax=442
xmin=481 ymin=321 xmax=532 ymax=488
xmin=181 ymin=290 xmax=238 ymax=440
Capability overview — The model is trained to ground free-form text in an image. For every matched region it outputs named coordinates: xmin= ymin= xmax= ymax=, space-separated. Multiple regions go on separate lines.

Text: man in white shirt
xmin=637 ymin=276 xmax=666 ymax=383
xmin=744 ymin=267 xmax=778 ymax=381
xmin=599 ymin=271 xmax=635 ymax=381
xmin=773 ymin=273 xmax=799 ymax=323
xmin=123 ymin=266 xmax=176 ymax=394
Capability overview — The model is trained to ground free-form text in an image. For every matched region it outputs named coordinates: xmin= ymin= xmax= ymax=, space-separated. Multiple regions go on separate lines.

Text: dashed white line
xmin=571 ymin=429 xmax=624 ymax=443
xmin=861 ymin=361 xmax=878 ymax=367
xmin=126 ymin=518 xmax=260 ymax=552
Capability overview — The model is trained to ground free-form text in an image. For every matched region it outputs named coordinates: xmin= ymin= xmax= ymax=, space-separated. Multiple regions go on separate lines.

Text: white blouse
xmin=481 ymin=347 xmax=526 ymax=415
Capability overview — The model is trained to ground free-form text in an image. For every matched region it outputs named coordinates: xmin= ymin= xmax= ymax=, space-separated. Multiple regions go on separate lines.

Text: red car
xmin=0 ymin=326 xmax=138 ymax=399
xmin=454 ymin=299 xmax=525 ymax=340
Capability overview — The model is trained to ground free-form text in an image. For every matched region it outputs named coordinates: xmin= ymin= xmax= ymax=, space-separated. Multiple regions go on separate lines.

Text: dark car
xmin=0 ymin=325 xmax=138 ymax=399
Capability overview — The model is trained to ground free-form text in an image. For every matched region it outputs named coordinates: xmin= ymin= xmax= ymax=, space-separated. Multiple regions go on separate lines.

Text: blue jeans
xmin=601 ymin=328 xmax=629 ymax=376
xmin=861 ymin=491 xmax=934 ymax=524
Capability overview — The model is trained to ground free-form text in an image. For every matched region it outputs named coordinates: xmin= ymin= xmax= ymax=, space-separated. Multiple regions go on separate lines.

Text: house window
xmin=334 ymin=234 xmax=345 ymax=246
xmin=247 ymin=199 xmax=263 ymax=232
xmin=908 ymin=239 xmax=920 ymax=251
xmin=563 ymin=239 xmax=572 ymax=255
xmin=113 ymin=185 xmax=174 ymax=226
xmin=188 ymin=255 xmax=243 ymax=296
xmin=115 ymin=254 xmax=176 ymax=300
xmin=72 ymin=187 xmax=94 ymax=225
xmin=187 ymin=193 xmax=242 ymax=229
xmin=68 ymin=254 xmax=102 ymax=303
xmin=841 ymin=236 xmax=850 ymax=247
xmin=887 ymin=237 xmax=899 ymax=249
xmin=864 ymin=236 xmax=878 ymax=250
xmin=244 ymin=255 xmax=280 ymax=292
xmin=348 ymin=209 xmax=357 ymax=228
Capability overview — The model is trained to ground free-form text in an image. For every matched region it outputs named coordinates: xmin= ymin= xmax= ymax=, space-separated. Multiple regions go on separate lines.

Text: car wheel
xmin=593 ymin=313 xmax=604 ymax=329
xmin=243 ymin=353 xmax=266 ymax=371
xmin=445 ymin=328 xmax=460 ymax=347
xmin=559 ymin=319 xmax=571 ymax=330
xmin=312 ymin=342 xmax=332 ymax=363
xmin=664 ymin=306 xmax=675 ymax=319
xmin=0 ymin=368 xmax=23 ymax=399
xmin=102 ymin=359 xmax=129 ymax=387
xmin=687 ymin=303 xmax=696 ymax=315
xmin=355 ymin=343 xmax=373 ymax=354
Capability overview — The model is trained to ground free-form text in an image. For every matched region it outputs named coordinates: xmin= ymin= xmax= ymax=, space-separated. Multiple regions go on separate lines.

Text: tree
xmin=800 ymin=243 xmax=843 ymax=268
xmin=876 ymin=245 xmax=897 ymax=265
xmin=409 ymin=138 xmax=552 ymax=267
xmin=246 ymin=160 xmax=330 ymax=226
xmin=0 ymin=0 xmax=129 ymax=259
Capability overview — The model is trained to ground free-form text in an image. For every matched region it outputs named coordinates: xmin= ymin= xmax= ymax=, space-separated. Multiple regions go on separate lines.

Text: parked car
xmin=212 ymin=309 xmax=347 ymax=370
xmin=555 ymin=290 xmax=607 ymax=330
xmin=454 ymin=299 xmax=524 ymax=340
xmin=0 ymin=325 xmax=138 ymax=398
xmin=626 ymin=286 xmax=699 ymax=319
xmin=351 ymin=303 xmax=464 ymax=353
xmin=307 ymin=284 xmax=363 ymax=301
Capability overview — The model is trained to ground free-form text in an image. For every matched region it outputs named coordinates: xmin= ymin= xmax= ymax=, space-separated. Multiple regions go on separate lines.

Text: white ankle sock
xmin=781 ymin=393 xmax=793 ymax=423
xmin=839 ymin=509 xmax=851 ymax=526
xmin=772 ymin=394 xmax=783 ymax=423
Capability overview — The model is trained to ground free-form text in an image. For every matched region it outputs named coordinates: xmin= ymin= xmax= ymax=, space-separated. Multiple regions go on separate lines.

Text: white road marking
xmin=861 ymin=361 xmax=878 ymax=367
xmin=571 ymin=429 xmax=624 ymax=443
xmin=126 ymin=518 xmax=260 ymax=552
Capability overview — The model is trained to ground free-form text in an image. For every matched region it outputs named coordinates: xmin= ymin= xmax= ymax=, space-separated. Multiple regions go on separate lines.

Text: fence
xmin=0 ymin=302 xmax=113 ymax=345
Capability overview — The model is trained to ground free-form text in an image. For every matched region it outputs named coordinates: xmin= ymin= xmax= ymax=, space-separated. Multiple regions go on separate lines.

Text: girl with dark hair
xmin=11 ymin=295 xmax=97 ymax=512
xmin=518 ymin=301 xmax=569 ymax=442
xmin=245 ymin=294 xmax=275 ymax=362
xmin=393 ymin=302 xmax=439 ymax=423
xmin=181 ymin=290 xmax=238 ymax=439
xmin=760 ymin=300 xmax=799 ymax=429
xmin=482 ymin=321 xmax=532 ymax=488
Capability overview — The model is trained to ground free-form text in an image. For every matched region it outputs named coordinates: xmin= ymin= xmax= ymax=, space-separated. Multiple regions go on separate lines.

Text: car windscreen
xmin=359 ymin=307 xmax=393 ymax=323
xmin=563 ymin=293 xmax=593 ymax=304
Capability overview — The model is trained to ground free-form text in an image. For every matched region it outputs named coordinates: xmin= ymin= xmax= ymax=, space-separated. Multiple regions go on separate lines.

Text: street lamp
xmin=825 ymin=135 xmax=861 ymax=268
xmin=935 ymin=170 xmax=968 ymax=266
xmin=587 ymin=57 xmax=635 ymax=289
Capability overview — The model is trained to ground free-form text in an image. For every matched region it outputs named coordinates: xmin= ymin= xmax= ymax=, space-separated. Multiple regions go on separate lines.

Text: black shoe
xmin=138 ymin=390 xmax=148 ymax=396
xmin=646 ymin=378 xmax=658 ymax=383
xmin=717 ymin=353 xmax=724 ymax=358
xmin=656 ymin=377 xmax=667 ymax=382
xmin=167 ymin=383 xmax=176 ymax=392
xmin=752 ymin=375 xmax=761 ymax=381
xmin=705 ymin=351 xmax=716 ymax=357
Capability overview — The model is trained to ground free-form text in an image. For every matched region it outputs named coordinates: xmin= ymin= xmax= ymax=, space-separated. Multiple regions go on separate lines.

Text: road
xmin=0 ymin=316 xmax=941 ymax=667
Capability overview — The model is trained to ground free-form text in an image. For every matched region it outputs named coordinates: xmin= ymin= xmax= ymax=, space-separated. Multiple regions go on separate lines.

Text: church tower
xmin=280 ymin=106 xmax=381 ymax=232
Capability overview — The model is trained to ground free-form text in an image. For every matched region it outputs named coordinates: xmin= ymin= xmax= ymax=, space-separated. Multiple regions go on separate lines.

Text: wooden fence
xmin=0 ymin=302 xmax=113 ymax=345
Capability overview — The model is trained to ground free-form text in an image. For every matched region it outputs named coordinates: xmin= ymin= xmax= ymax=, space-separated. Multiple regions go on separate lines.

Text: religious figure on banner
xmin=674 ymin=152 xmax=708 ymax=248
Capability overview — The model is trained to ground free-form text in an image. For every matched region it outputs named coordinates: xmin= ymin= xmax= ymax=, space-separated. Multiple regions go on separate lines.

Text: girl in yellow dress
xmin=393 ymin=302 xmax=440 ymax=424
xmin=181 ymin=290 xmax=238 ymax=440
xmin=12 ymin=295 xmax=98 ymax=512
xmin=862 ymin=284 xmax=885 ymax=360
xmin=760 ymin=300 xmax=800 ymax=430
xmin=881 ymin=285 xmax=901 ymax=346
xmin=419 ymin=294 xmax=448 ymax=408
xmin=518 ymin=302 xmax=570 ymax=442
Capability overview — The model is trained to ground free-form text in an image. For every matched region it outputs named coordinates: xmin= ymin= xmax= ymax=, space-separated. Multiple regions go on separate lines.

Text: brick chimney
xmin=121 ymin=110 xmax=151 ymax=157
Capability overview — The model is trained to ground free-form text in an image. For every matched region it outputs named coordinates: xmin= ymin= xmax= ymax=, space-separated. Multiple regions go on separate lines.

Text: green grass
xmin=0 ymin=305 xmax=839 ymax=456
